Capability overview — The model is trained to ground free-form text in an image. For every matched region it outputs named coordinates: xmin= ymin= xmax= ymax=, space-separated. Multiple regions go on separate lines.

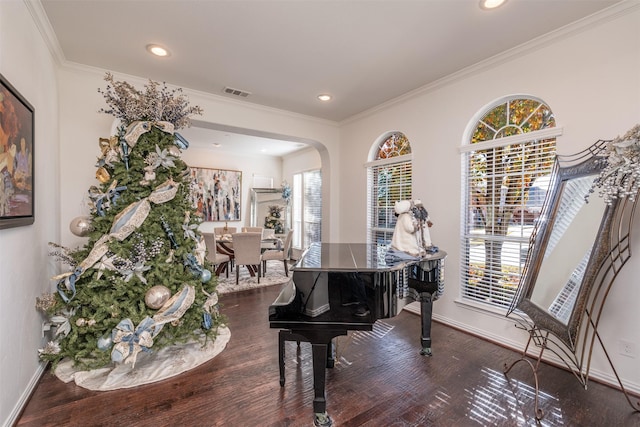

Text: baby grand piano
xmin=269 ymin=243 xmax=446 ymax=427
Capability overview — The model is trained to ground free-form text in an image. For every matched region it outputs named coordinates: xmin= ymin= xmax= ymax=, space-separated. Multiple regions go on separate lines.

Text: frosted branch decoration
xmin=98 ymin=72 xmax=202 ymax=129
xmin=589 ymin=124 xmax=640 ymax=205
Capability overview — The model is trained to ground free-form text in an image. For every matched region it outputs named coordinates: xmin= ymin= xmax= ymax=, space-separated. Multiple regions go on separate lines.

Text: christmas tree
xmin=264 ymin=205 xmax=284 ymax=234
xmin=36 ymin=73 xmax=225 ymax=370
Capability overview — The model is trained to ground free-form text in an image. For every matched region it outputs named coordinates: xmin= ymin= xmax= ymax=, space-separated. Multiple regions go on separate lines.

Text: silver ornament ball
xmin=69 ymin=216 xmax=93 ymax=237
xmin=97 ymin=334 xmax=113 ymax=351
xmin=145 ymin=285 xmax=172 ymax=309
xmin=168 ymin=146 xmax=181 ymax=157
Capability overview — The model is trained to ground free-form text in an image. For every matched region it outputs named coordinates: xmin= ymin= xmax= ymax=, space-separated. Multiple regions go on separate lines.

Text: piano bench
xmin=278 ymin=330 xmax=335 ymax=386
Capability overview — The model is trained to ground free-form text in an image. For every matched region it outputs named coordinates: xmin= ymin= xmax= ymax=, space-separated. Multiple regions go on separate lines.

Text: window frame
xmin=292 ymin=169 xmax=322 ymax=251
xmin=459 ymin=97 xmax=561 ymax=311
xmin=366 ymin=132 xmax=413 ymax=246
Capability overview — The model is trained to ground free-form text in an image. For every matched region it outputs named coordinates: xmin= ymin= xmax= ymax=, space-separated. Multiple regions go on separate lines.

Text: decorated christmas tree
xmin=264 ymin=205 xmax=284 ymax=234
xmin=36 ymin=73 xmax=225 ymax=371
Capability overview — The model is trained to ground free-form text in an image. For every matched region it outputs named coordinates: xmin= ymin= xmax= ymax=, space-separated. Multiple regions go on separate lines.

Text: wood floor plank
xmin=16 ymin=284 xmax=640 ymax=426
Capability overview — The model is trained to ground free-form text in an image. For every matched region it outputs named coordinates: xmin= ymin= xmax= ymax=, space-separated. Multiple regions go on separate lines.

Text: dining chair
xmin=262 ymin=228 xmax=276 ymax=239
xmin=262 ymin=230 xmax=293 ymax=277
xmin=214 ymin=228 xmax=236 ymax=271
xmin=231 ymin=232 xmax=263 ymax=285
xmin=202 ymin=233 xmax=231 ymax=278
xmin=242 ymin=226 xmax=263 ymax=233
xmin=214 ymin=226 xmax=237 ymax=235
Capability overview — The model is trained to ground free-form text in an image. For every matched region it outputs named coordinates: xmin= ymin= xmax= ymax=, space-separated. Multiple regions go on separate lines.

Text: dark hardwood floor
xmin=16 ymin=284 xmax=640 ymax=427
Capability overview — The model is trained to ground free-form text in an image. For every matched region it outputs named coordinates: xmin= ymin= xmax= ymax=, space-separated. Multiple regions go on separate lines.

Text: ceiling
xmin=37 ymin=0 xmax=622 ymax=155
xmin=176 ymin=122 xmax=309 ymax=157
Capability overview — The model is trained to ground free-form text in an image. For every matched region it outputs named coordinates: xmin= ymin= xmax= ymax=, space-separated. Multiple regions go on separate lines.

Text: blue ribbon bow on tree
xmin=111 ymin=317 xmax=156 ymax=365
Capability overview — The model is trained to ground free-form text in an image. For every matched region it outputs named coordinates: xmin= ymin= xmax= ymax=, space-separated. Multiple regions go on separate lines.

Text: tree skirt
xmin=54 ymin=261 xmax=290 ymax=391
xmin=216 ymin=261 xmax=291 ymax=294
xmin=54 ymin=326 xmax=230 ymax=391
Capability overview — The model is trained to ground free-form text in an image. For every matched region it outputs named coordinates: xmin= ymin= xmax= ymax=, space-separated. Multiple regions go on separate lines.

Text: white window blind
xmin=292 ymin=170 xmax=322 ymax=250
xmin=292 ymin=174 xmax=302 ymax=248
xmin=460 ymin=96 xmax=561 ymax=309
xmin=367 ymin=159 xmax=412 ymax=245
xmin=461 ymin=136 xmax=557 ymax=308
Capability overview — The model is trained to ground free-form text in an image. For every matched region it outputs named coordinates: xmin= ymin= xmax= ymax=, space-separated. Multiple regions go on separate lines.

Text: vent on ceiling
xmin=223 ymin=86 xmax=251 ymax=98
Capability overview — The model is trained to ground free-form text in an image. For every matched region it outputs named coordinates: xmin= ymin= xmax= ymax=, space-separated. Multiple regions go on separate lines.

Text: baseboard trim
xmin=4 ymin=362 xmax=47 ymax=427
xmin=402 ymin=305 xmax=640 ymax=395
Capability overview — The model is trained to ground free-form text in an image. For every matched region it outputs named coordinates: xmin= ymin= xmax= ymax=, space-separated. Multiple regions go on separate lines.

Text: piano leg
xmin=278 ymin=331 xmax=286 ymax=386
xmin=312 ymin=342 xmax=332 ymax=427
xmin=419 ymin=291 xmax=433 ymax=356
xmin=279 ymin=330 xmax=345 ymax=427
xmin=278 ymin=332 xmax=336 ymax=386
xmin=326 ymin=340 xmax=335 ymax=368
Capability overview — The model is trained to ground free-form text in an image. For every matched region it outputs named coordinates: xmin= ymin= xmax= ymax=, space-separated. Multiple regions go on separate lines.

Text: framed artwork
xmin=188 ymin=167 xmax=242 ymax=221
xmin=0 ymin=73 xmax=34 ymax=229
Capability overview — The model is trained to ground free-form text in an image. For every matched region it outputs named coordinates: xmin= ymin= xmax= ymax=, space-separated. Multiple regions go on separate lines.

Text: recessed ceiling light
xmin=317 ymin=94 xmax=332 ymax=102
xmin=146 ymin=44 xmax=170 ymax=57
xmin=480 ymin=0 xmax=507 ymax=10
xmin=212 ymin=143 xmax=222 ymax=148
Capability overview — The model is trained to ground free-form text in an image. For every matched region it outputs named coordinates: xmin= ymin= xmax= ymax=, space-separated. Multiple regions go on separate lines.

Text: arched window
xmin=366 ymin=132 xmax=412 ymax=245
xmin=460 ymin=97 xmax=560 ymax=309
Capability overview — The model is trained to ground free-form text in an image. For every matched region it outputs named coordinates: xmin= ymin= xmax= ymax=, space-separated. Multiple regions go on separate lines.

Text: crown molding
xmin=25 ymin=1 xmax=339 ymax=128
xmin=340 ymin=0 xmax=640 ymax=126
xmin=25 ymin=0 xmax=638 ymax=128
xmin=24 ymin=0 xmax=65 ymax=66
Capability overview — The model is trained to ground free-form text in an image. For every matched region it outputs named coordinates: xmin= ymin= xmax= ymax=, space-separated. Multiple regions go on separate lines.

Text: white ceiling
xmin=37 ymin=0 xmax=623 ymax=155
xmin=177 ymin=122 xmax=309 ymax=157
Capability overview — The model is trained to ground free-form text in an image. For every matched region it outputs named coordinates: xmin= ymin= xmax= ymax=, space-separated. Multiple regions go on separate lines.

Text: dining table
xmin=214 ymin=233 xmax=283 ymax=276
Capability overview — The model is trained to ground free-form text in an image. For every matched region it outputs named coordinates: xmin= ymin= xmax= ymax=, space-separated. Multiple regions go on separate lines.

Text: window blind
xmin=303 ymin=170 xmax=322 ymax=246
xmin=367 ymin=160 xmax=412 ymax=245
xmin=460 ymin=137 xmax=556 ymax=308
xmin=292 ymin=170 xmax=322 ymax=250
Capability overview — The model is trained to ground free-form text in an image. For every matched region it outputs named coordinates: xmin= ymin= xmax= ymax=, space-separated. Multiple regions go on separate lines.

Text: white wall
xmin=338 ymin=6 xmax=640 ymax=392
xmin=57 ymin=68 xmax=341 ymax=249
xmin=184 ymin=144 xmax=322 ymax=236
xmin=282 ymin=147 xmax=322 ymax=257
xmin=0 ymin=2 xmax=60 ymax=425
xmin=180 ymin=146 xmax=283 ymax=233
xmin=282 ymin=146 xmax=322 ymax=185
xmin=5 ymin=2 xmax=640 ymax=425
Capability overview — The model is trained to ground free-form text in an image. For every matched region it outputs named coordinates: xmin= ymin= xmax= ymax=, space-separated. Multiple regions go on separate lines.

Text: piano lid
xmin=292 ymin=242 xmax=409 ymax=273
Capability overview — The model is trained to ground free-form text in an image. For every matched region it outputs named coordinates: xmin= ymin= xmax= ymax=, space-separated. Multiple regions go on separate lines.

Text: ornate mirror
xmin=509 ymin=142 xmax=611 ymax=350
xmin=250 ymin=188 xmax=291 ymax=234
xmin=506 ymin=135 xmax=640 ymax=419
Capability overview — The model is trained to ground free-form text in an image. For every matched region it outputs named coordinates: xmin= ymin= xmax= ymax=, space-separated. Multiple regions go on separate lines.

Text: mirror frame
xmin=509 ymin=140 xmax=621 ymax=351
xmin=250 ymin=187 xmax=290 ymax=233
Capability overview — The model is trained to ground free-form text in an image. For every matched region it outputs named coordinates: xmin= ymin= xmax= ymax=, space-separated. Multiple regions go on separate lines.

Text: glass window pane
xmin=367 ymin=132 xmax=412 ymax=246
xmin=462 ymin=98 xmax=556 ymax=309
